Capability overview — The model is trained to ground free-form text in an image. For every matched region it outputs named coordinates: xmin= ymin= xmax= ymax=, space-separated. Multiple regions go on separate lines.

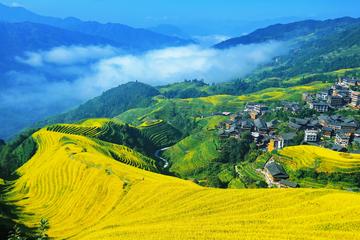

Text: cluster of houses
xmin=216 ymin=78 xmax=359 ymax=188
xmin=217 ymin=79 xmax=360 ymax=153
xmin=217 ymin=78 xmax=359 ymax=188
xmin=290 ymin=115 xmax=359 ymax=151
xmin=219 ymin=103 xmax=278 ymax=148
xmin=218 ymin=102 xmax=300 ymax=152
xmin=304 ymin=78 xmax=360 ymax=112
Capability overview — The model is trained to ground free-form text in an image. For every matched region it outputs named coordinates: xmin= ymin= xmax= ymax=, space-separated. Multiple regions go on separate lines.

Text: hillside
xmin=3 ymin=125 xmax=360 ymax=239
xmin=279 ymin=146 xmax=360 ymax=173
xmin=38 ymin=82 xmax=160 ymax=127
xmin=139 ymin=120 xmax=183 ymax=148
xmin=215 ymin=17 xmax=360 ymax=49
xmin=0 ymin=118 xmax=160 ymax=179
xmin=115 ymin=82 xmax=330 ymax=179
xmin=213 ymin=17 xmax=360 ymax=87
xmin=273 ymin=146 xmax=360 ymax=189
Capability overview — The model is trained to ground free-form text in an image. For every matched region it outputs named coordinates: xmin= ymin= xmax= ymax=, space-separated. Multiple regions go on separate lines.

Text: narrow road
xmin=155 ymin=147 xmax=171 ymax=168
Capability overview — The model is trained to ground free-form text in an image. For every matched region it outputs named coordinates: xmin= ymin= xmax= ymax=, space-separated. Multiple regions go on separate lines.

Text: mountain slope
xmin=4 ymin=124 xmax=360 ymax=239
xmin=214 ymin=17 xmax=360 ymax=49
xmin=0 ymin=3 xmax=193 ymax=51
xmin=37 ymin=82 xmax=160 ymax=127
xmin=211 ymin=18 xmax=360 ymax=95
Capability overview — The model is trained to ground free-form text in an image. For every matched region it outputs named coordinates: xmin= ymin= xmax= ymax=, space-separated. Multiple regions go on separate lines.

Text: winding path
xmin=154 ymin=147 xmax=171 ymax=168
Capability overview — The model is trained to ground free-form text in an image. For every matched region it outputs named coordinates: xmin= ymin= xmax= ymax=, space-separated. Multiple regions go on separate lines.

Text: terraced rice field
xmin=236 ymin=163 xmax=264 ymax=181
xmin=278 ymin=145 xmax=360 ymax=173
xmin=4 ymin=127 xmax=360 ymax=239
xmin=164 ymin=130 xmax=220 ymax=177
xmin=140 ymin=121 xmax=182 ymax=148
xmin=46 ymin=118 xmax=114 ymax=138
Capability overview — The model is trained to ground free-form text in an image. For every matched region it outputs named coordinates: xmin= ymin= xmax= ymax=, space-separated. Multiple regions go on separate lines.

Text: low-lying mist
xmin=0 ymin=42 xmax=287 ymax=138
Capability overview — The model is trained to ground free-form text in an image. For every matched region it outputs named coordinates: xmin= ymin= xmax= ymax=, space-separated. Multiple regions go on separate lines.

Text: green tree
xmin=37 ymin=218 xmax=49 ymax=240
xmin=7 ymin=225 xmax=25 ymax=240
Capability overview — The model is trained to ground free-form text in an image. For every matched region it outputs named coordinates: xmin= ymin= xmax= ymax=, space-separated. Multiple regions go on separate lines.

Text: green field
xmin=139 ymin=120 xmax=182 ymax=148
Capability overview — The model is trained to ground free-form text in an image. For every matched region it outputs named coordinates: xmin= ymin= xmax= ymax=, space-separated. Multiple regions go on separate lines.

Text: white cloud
xmin=4 ymin=42 xmax=287 ymax=130
xmin=75 ymin=42 xmax=286 ymax=96
xmin=16 ymin=45 xmax=119 ymax=66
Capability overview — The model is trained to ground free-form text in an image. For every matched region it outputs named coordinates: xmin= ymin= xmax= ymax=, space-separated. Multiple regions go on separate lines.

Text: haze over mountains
xmin=1 ymin=2 xmax=360 ymax=140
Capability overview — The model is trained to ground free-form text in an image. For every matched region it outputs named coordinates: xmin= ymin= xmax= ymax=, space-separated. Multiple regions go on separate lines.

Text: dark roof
xmin=241 ymin=120 xmax=254 ymax=128
xmin=289 ymin=122 xmax=302 ymax=130
xmin=322 ymin=127 xmax=333 ymax=132
xmin=281 ymin=132 xmax=297 ymax=141
xmin=279 ymin=179 xmax=300 ymax=188
xmin=312 ymin=101 xmax=328 ymax=106
xmin=254 ymin=119 xmax=268 ymax=130
xmin=340 ymin=122 xmax=358 ymax=128
xmin=293 ymin=118 xmax=310 ymax=126
xmin=265 ymin=162 xmax=289 ymax=179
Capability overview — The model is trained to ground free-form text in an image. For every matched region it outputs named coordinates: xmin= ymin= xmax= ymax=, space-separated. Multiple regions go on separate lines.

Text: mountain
xmin=37 ymin=82 xmax=160 ymax=127
xmin=0 ymin=3 xmax=193 ymax=51
xmin=214 ymin=17 xmax=360 ymax=49
xmin=210 ymin=17 xmax=360 ymax=95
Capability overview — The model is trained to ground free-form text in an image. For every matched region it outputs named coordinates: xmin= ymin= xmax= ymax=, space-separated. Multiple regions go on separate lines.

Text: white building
xmin=335 ymin=133 xmax=350 ymax=147
xmin=309 ymin=101 xmax=329 ymax=113
xmin=304 ymin=129 xmax=319 ymax=142
xmin=351 ymin=91 xmax=360 ymax=108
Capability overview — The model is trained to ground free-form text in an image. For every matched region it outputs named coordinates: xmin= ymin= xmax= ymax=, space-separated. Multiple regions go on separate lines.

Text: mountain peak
xmin=214 ymin=16 xmax=360 ymax=49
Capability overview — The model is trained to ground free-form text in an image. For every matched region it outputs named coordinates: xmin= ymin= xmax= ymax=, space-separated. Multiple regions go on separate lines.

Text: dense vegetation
xmin=38 ymin=82 xmax=160 ymax=127
xmin=158 ymin=79 xmax=211 ymax=99
xmin=0 ymin=129 xmax=38 ymax=179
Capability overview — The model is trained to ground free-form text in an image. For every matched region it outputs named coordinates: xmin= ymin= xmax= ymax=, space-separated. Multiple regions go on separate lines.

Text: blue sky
xmin=1 ymin=0 xmax=360 ymax=34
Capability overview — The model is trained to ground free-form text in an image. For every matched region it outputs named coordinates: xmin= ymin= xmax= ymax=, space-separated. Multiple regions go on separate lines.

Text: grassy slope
xmin=164 ymin=116 xmax=224 ymax=178
xmin=139 ymin=120 xmax=183 ymax=148
xmin=158 ymin=82 xmax=329 ymax=178
xmin=4 ymin=128 xmax=360 ymax=240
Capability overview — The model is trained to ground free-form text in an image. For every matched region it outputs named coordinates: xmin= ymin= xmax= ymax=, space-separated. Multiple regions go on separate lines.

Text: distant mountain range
xmin=0 ymin=21 xmax=118 ymax=72
xmin=214 ymin=17 xmax=360 ymax=48
xmin=0 ymin=3 xmax=193 ymax=52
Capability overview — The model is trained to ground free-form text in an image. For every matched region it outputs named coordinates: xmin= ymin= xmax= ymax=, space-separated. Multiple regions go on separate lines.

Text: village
xmin=217 ymin=78 xmax=360 ymax=188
